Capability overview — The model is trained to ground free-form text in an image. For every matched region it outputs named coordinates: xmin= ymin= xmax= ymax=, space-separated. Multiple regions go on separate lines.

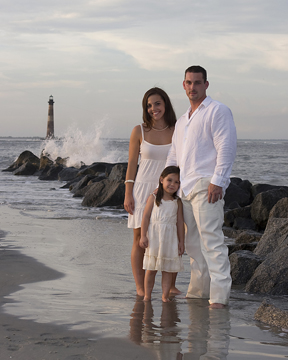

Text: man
xmin=166 ymin=65 xmax=237 ymax=308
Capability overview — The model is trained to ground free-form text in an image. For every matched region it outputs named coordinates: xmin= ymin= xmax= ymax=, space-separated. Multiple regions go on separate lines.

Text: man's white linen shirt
xmin=166 ymin=96 xmax=237 ymax=196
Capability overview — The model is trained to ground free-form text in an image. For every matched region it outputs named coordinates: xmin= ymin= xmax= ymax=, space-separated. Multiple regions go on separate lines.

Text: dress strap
xmin=140 ymin=124 xmax=145 ymax=143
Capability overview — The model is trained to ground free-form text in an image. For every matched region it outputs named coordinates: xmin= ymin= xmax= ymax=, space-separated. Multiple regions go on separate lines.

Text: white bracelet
xmin=124 ymin=179 xmax=135 ymax=184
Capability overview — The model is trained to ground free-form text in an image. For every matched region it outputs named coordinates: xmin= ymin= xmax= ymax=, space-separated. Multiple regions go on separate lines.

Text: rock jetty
xmin=3 ymin=151 xmax=288 ymax=329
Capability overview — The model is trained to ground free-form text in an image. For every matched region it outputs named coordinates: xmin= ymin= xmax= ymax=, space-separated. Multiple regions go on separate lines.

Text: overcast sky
xmin=1 ymin=0 xmax=288 ymax=139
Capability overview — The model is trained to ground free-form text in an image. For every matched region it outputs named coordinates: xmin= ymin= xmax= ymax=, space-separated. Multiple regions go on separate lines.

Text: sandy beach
xmin=0 ymin=204 xmax=288 ymax=359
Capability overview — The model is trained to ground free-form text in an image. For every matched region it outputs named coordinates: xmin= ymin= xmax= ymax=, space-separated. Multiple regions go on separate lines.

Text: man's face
xmin=183 ymin=72 xmax=209 ymax=103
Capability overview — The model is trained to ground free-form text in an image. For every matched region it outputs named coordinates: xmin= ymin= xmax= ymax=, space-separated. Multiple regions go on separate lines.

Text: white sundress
xmin=143 ymin=197 xmax=184 ymax=273
xmin=127 ymin=124 xmax=171 ymax=229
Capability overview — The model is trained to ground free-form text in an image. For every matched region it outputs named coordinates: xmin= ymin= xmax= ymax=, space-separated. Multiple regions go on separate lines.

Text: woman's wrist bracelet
xmin=124 ymin=179 xmax=135 ymax=184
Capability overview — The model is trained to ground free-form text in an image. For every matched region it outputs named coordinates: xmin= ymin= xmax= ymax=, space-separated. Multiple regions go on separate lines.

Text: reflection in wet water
xmin=185 ymin=300 xmax=230 ymax=359
xmin=129 ymin=298 xmax=230 ymax=359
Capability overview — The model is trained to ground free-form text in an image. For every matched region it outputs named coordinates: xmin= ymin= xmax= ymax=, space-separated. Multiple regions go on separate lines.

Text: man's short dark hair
xmin=185 ymin=65 xmax=207 ymax=83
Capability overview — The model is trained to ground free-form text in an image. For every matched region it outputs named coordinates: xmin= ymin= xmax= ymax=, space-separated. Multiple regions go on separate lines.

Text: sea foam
xmin=41 ymin=121 xmax=127 ymax=168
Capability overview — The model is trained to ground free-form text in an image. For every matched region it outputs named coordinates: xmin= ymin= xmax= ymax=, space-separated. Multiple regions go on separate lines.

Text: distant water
xmin=1 ymin=133 xmax=288 ymax=221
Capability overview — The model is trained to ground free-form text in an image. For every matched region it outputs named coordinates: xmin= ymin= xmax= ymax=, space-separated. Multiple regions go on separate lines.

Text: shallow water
xmin=0 ymin=206 xmax=287 ymax=359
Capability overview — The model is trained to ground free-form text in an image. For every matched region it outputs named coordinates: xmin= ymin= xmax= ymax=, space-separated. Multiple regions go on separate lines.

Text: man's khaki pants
xmin=182 ymin=177 xmax=231 ymax=305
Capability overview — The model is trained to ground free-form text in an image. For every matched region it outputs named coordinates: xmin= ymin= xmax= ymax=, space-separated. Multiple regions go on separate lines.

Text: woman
xmin=124 ymin=87 xmax=179 ymax=297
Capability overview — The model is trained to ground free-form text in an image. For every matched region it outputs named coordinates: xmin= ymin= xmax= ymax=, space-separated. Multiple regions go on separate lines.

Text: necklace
xmin=151 ymin=125 xmax=168 ymax=132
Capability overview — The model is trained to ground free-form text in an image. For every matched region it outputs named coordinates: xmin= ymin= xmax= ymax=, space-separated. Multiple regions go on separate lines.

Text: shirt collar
xmin=186 ymin=95 xmax=212 ymax=120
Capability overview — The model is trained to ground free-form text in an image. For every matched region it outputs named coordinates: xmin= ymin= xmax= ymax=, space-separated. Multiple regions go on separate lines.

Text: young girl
xmin=139 ymin=166 xmax=185 ymax=302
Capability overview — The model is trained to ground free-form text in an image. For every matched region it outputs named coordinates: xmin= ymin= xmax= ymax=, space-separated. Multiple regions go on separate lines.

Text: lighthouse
xmin=46 ymin=95 xmax=55 ymax=139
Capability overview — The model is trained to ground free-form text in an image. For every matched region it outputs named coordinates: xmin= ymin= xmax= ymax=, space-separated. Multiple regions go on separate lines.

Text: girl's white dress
xmin=143 ymin=197 xmax=184 ymax=272
xmin=128 ymin=124 xmax=171 ymax=229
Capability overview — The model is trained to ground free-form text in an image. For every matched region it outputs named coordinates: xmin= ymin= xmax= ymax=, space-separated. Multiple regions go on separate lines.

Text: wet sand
xmin=0 ymin=205 xmax=287 ymax=359
xmin=0 ymin=242 xmax=157 ymax=359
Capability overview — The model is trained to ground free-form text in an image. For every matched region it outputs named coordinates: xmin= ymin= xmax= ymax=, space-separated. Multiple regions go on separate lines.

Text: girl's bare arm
xmin=139 ymin=195 xmax=154 ymax=249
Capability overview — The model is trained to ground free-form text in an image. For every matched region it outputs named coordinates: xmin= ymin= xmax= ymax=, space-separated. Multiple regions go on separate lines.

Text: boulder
xmin=254 ymin=299 xmax=288 ymax=329
xmin=245 ymin=245 xmax=288 ymax=295
xmin=224 ymin=181 xmax=251 ymax=208
xmin=70 ymin=174 xmax=96 ymax=194
xmin=81 ymin=179 xmax=125 ymax=207
xmin=229 ymin=250 xmax=263 ymax=285
xmin=3 ymin=150 xmax=40 ymax=172
xmin=245 ymin=218 xmax=288 ymax=295
xmin=254 ymin=218 xmax=288 ymax=257
xmin=13 ymin=162 xmax=39 ymax=176
xmin=58 ymin=167 xmax=79 ymax=182
xmin=251 ymin=183 xmax=288 ymax=199
xmin=251 ymin=188 xmax=288 ymax=229
xmin=224 ymin=206 xmax=251 ymax=227
xmin=38 ymin=165 xmax=64 ymax=181
xmin=39 ymin=155 xmax=53 ymax=170
xmin=235 ymin=230 xmax=262 ymax=244
xmin=108 ymin=163 xmax=128 ymax=181
xmin=233 ymin=217 xmax=257 ymax=231
xmin=77 ymin=162 xmax=115 ymax=177
xmin=223 ymin=227 xmax=242 ymax=239
xmin=268 ymin=197 xmax=288 ymax=219
xmin=228 ymin=242 xmax=258 ymax=255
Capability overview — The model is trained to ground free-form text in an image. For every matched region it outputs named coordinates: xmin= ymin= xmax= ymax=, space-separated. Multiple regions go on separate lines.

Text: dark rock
xmin=55 ymin=157 xmax=68 ymax=167
xmin=58 ymin=167 xmax=79 ymax=182
xmin=230 ymin=177 xmax=243 ymax=186
xmin=77 ymin=162 xmax=115 ymax=177
xmin=238 ymin=179 xmax=252 ymax=194
xmin=224 ymin=206 xmax=251 ymax=227
xmin=88 ymin=174 xmax=106 ymax=183
xmin=229 ymin=250 xmax=263 ymax=285
xmin=39 ymin=155 xmax=53 ymax=170
xmin=38 ymin=165 xmax=64 ymax=181
xmin=228 ymin=242 xmax=258 ymax=255
xmin=13 ymin=162 xmax=39 ymax=176
xmin=81 ymin=179 xmax=125 ymax=207
xmin=245 ymin=245 xmax=288 ymax=295
xmin=108 ymin=163 xmax=128 ymax=181
xmin=254 ymin=299 xmax=288 ymax=329
xmin=3 ymin=150 xmax=40 ymax=172
xmin=268 ymin=197 xmax=288 ymax=219
xmin=61 ymin=176 xmax=85 ymax=189
xmin=233 ymin=217 xmax=257 ymax=231
xmin=251 ymin=183 xmax=288 ymax=199
xmin=251 ymin=188 xmax=288 ymax=229
xmin=226 ymin=201 xmax=241 ymax=210
xmin=246 ymin=218 xmax=288 ymax=295
xmin=254 ymin=218 xmax=288 ymax=257
xmin=224 ymin=182 xmax=251 ymax=208
xmin=70 ymin=174 xmax=95 ymax=193
xmin=235 ymin=230 xmax=262 ymax=244
xmin=223 ymin=227 xmax=242 ymax=239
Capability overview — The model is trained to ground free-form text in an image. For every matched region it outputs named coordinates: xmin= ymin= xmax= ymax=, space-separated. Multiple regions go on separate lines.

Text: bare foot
xmin=169 ymin=287 xmax=182 ymax=295
xmin=162 ymin=296 xmax=171 ymax=303
xmin=209 ymin=303 xmax=226 ymax=309
xmin=136 ymin=288 xmax=145 ymax=297
xmin=143 ymin=296 xmax=151 ymax=302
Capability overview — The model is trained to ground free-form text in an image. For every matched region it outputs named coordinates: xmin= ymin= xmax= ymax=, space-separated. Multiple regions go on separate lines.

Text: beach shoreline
xmin=0 ymin=229 xmax=157 ymax=359
xmin=0 ymin=204 xmax=288 ymax=359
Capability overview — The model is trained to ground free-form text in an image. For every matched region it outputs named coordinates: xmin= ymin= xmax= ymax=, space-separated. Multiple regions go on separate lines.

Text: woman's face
xmin=147 ymin=94 xmax=166 ymax=122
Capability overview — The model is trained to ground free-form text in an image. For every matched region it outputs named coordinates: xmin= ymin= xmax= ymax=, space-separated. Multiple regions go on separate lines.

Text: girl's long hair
xmin=155 ymin=166 xmax=180 ymax=207
xmin=142 ymin=87 xmax=177 ymax=130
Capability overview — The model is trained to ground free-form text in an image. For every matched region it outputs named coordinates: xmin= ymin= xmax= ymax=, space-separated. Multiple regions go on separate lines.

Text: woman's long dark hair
xmin=155 ymin=166 xmax=180 ymax=206
xmin=142 ymin=87 xmax=177 ymax=130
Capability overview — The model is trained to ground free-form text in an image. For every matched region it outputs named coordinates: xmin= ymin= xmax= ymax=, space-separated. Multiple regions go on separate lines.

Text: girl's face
xmin=160 ymin=173 xmax=180 ymax=195
xmin=147 ymin=94 xmax=166 ymax=122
